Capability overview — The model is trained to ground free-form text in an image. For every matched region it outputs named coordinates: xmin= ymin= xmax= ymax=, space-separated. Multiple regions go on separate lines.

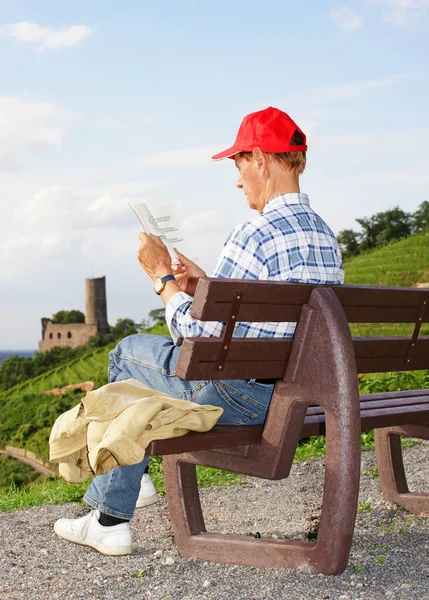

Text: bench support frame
xmin=163 ymin=288 xmax=361 ymax=575
xmin=375 ymin=424 xmax=429 ymax=514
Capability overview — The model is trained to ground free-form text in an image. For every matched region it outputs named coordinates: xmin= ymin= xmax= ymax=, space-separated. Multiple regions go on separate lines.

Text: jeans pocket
xmin=179 ymin=381 xmax=210 ymax=402
xmin=214 ymin=382 xmax=258 ymax=425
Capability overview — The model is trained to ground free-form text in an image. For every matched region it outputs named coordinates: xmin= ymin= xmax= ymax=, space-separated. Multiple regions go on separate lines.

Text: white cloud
xmin=125 ymin=146 xmax=219 ymax=170
xmin=342 ymin=164 xmax=429 ymax=185
xmin=0 ymin=96 xmax=72 ymax=170
xmin=368 ymin=0 xmax=429 ymax=26
xmin=13 ymin=185 xmax=138 ymax=230
xmin=0 ymin=22 xmax=93 ymax=51
xmin=1 ymin=186 xmax=134 ymax=281
xmin=301 ymin=74 xmax=403 ymax=104
xmin=183 ymin=210 xmax=226 ymax=234
xmin=311 ymin=125 xmax=429 ymax=162
xmin=330 ymin=6 xmax=364 ymax=30
xmin=14 ymin=186 xmax=81 ymax=225
xmin=86 ymin=191 xmax=133 ymax=225
xmin=4 ymin=184 xmax=163 ymax=269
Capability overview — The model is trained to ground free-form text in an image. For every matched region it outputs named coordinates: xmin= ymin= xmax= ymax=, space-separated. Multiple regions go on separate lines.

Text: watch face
xmin=153 ymin=279 xmax=163 ymax=294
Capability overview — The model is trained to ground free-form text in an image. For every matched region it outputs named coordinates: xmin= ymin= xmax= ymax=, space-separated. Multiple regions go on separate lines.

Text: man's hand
xmin=137 ymin=233 xmax=173 ymax=281
xmin=172 ymin=249 xmax=206 ymax=296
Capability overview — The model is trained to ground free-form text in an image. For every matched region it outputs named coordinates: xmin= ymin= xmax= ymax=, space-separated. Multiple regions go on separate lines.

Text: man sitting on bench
xmin=54 ymin=106 xmax=345 ymax=556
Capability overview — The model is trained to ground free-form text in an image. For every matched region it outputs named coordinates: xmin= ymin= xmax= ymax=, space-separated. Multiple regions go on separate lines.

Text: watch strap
xmin=160 ymin=274 xmax=175 ymax=285
xmin=154 ymin=273 xmax=175 ymax=295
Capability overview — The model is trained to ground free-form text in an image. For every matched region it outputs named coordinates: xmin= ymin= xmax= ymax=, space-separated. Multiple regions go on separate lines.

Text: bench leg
xmin=375 ymin=425 xmax=429 ymax=515
xmin=163 ymin=457 xmax=206 ymax=539
xmin=163 ymin=440 xmax=360 ymax=575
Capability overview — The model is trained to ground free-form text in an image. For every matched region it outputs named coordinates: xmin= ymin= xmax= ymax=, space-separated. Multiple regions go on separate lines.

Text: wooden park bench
xmin=145 ymin=278 xmax=429 ymax=575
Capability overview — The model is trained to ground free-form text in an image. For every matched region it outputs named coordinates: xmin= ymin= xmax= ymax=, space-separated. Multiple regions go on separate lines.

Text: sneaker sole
xmin=136 ymin=493 xmax=159 ymax=508
xmin=54 ymin=522 xmax=132 ymax=556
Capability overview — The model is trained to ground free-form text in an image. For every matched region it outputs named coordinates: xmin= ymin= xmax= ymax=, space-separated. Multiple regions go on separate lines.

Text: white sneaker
xmin=54 ymin=510 xmax=132 ymax=556
xmin=136 ymin=473 xmax=159 ymax=508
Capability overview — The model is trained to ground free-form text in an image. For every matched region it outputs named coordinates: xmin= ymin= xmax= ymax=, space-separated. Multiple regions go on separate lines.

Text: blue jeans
xmin=84 ymin=334 xmax=274 ymax=519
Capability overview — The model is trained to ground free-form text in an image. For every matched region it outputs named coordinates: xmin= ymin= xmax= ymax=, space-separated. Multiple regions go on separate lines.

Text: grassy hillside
xmin=0 ymin=323 xmax=169 ymax=403
xmin=0 ymin=345 xmax=112 ymax=402
xmin=343 ymin=231 xmax=429 ymax=337
xmin=0 ymin=324 xmax=170 ymax=463
xmin=344 ymin=231 xmax=429 ymax=287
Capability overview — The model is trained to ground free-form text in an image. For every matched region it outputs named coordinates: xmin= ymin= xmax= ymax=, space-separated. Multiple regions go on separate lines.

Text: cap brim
xmin=211 ymin=146 xmax=240 ymax=161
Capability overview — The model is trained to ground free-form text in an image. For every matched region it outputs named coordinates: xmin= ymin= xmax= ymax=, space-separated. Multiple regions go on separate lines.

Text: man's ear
xmin=252 ymin=147 xmax=267 ymax=172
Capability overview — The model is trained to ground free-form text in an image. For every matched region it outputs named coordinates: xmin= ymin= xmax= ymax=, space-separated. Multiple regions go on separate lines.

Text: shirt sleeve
xmin=165 ymin=226 xmax=268 ymax=345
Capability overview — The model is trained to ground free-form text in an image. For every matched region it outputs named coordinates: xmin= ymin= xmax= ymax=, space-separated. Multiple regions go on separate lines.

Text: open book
xmin=128 ymin=202 xmax=187 ymax=265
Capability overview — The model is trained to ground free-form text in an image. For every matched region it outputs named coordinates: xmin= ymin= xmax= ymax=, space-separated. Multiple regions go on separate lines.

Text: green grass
xmin=344 ymin=231 xmax=429 ymax=288
xmin=0 ymin=455 xmax=40 ymax=490
xmin=0 ymin=387 xmax=90 ymax=462
xmin=0 ymin=458 xmax=244 ymax=512
xmin=148 ymin=456 xmax=242 ymax=495
xmin=0 ymin=476 xmax=91 ymax=512
xmin=345 ymin=231 xmax=429 ymax=337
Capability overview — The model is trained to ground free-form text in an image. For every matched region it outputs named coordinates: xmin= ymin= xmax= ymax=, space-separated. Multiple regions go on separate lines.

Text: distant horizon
xmin=0 ymin=349 xmax=37 ymax=352
xmin=0 ymin=350 xmax=36 ymax=364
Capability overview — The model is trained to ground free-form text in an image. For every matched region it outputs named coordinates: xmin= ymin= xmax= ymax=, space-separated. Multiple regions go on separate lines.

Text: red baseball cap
xmin=212 ymin=106 xmax=307 ymax=161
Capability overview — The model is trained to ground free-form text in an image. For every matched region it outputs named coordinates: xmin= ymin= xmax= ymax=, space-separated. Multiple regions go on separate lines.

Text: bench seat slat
xmin=306 ymin=394 xmax=429 ymax=416
xmin=303 ymin=404 xmax=429 ymax=437
xmin=145 ymin=397 xmax=429 ymax=456
xmin=145 ymin=424 xmax=262 ymax=456
xmin=359 ymin=389 xmax=429 ymax=402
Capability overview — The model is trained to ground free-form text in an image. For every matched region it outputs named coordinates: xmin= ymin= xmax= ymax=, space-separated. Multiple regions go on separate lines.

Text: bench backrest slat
xmin=191 ymin=279 xmax=429 ymax=324
xmin=176 ymin=336 xmax=429 ymax=379
xmin=176 ymin=278 xmax=429 ymax=381
xmin=177 ymin=339 xmax=290 ymax=380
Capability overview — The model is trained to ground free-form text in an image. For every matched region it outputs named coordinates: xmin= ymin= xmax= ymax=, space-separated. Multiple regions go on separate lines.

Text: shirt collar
xmin=262 ymin=193 xmax=310 ymax=215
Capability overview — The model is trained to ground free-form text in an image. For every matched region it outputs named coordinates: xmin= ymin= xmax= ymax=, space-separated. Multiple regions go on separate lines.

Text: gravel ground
xmin=1 ymin=443 xmax=428 ymax=600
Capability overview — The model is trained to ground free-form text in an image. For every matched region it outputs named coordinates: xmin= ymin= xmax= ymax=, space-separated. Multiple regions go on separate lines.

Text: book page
xmin=149 ymin=204 xmax=186 ymax=250
xmin=128 ymin=202 xmax=187 ymax=264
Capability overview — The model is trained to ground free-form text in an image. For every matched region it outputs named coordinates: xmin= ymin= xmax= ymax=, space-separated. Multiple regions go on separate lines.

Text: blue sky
xmin=1 ymin=0 xmax=428 ymax=349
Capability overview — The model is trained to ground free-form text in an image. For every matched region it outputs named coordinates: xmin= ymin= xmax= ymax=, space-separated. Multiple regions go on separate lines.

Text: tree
xmin=0 ymin=355 xmax=34 ymax=392
xmin=110 ymin=318 xmax=139 ymax=339
xmin=87 ymin=333 xmax=116 ymax=348
xmin=412 ymin=200 xmax=429 ymax=234
xmin=356 ymin=207 xmax=411 ymax=252
xmin=31 ymin=346 xmax=81 ymax=373
xmin=337 ymin=229 xmax=360 ymax=260
xmin=0 ymin=346 xmax=89 ymax=392
xmin=149 ymin=308 xmax=166 ymax=325
xmin=52 ymin=310 xmax=85 ymax=324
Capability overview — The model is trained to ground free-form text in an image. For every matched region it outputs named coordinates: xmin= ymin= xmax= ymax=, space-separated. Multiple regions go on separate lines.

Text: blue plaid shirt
xmin=166 ymin=193 xmax=344 ymax=345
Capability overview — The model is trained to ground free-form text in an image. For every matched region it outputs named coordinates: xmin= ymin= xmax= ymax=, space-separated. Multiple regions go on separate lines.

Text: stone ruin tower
xmin=39 ymin=277 xmax=110 ymax=352
xmin=85 ymin=276 xmax=110 ymax=335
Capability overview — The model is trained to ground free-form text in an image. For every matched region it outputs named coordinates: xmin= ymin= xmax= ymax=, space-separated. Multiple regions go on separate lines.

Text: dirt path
xmin=0 ymin=449 xmax=55 ymax=476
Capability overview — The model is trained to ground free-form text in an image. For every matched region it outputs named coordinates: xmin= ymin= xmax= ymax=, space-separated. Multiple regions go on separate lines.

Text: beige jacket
xmin=49 ymin=379 xmax=223 ymax=482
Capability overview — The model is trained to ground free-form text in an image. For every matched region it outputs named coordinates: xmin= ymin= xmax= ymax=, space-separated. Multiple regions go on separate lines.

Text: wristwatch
xmin=153 ymin=274 xmax=175 ymax=295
